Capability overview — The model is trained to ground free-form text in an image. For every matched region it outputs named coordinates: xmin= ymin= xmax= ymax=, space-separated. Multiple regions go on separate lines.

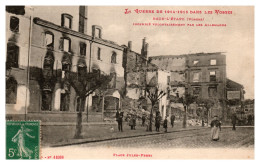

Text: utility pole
xmin=25 ymin=7 xmax=34 ymax=121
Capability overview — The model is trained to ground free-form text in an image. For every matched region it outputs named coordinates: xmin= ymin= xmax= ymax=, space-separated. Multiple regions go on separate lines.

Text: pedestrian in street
xmin=231 ymin=113 xmax=237 ymax=130
xmin=202 ymin=117 xmax=205 ymax=127
xmin=129 ymin=115 xmax=134 ymax=130
xmin=116 ymin=110 xmax=120 ymax=131
xmin=117 ymin=110 xmax=124 ymax=132
xmin=142 ymin=114 xmax=146 ymax=127
xmin=163 ymin=116 xmax=168 ymax=132
xmin=210 ymin=115 xmax=221 ymax=141
xmin=133 ymin=114 xmax=137 ymax=130
xmin=170 ymin=114 xmax=175 ymax=128
xmin=145 ymin=115 xmax=149 ymax=131
xmin=248 ymin=115 xmax=253 ymax=125
xmin=155 ymin=112 xmax=162 ymax=132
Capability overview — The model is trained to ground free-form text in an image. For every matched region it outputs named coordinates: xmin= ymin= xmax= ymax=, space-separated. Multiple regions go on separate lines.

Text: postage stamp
xmin=6 ymin=121 xmax=40 ymax=160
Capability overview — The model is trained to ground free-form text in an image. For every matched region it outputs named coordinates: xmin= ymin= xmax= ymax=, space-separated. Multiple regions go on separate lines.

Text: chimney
xmin=145 ymin=43 xmax=149 ymax=57
xmin=128 ymin=41 xmax=132 ymax=50
xmin=79 ymin=6 xmax=88 ymax=34
xmin=142 ymin=37 xmax=146 ymax=50
xmin=141 ymin=37 xmax=148 ymax=59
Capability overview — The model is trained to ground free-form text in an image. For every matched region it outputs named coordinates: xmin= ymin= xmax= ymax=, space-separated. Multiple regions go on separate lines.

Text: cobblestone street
xmin=41 ymin=127 xmax=254 ymax=159
xmin=52 ymin=127 xmax=254 ymax=148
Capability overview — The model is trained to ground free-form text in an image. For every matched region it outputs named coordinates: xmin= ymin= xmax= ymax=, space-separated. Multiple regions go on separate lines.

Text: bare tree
xmin=146 ymin=85 xmax=166 ymax=131
xmin=65 ymin=69 xmax=112 ymax=138
xmin=196 ymin=98 xmax=215 ymax=126
xmin=179 ymin=94 xmax=197 ymax=128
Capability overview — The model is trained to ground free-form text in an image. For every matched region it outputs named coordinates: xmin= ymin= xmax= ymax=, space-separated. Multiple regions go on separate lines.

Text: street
xmin=51 ymin=127 xmax=254 ymax=148
xmin=41 ymin=127 xmax=254 ymax=159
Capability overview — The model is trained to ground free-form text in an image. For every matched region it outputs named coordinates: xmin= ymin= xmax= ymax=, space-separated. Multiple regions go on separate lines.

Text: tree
xmin=168 ymin=92 xmax=197 ymax=128
xmin=196 ymin=98 xmax=215 ymax=126
xmin=65 ymin=68 xmax=112 ymax=138
xmin=145 ymin=85 xmax=166 ymax=131
xmin=179 ymin=94 xmax=197 ymax=128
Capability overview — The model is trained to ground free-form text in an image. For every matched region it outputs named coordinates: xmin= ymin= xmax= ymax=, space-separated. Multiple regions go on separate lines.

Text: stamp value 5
xmin=6 ymin=121 xmax=40 ymax=160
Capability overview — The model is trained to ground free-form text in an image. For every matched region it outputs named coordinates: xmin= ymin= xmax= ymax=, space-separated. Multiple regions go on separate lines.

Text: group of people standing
xmin=116 ymin=110 xmax=176 ymax=133
xmin=155 ymin=112 xmax=176 ymax=132
xmin=117 ymin=109 xmax=251 ymax=143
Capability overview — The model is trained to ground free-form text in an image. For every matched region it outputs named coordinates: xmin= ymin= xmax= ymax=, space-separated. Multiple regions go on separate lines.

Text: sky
xmin=87 ymin=6 xmax=254 ymax=99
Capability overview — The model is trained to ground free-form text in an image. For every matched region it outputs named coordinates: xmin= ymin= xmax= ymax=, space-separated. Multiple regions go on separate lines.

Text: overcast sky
xmin=87 ymin=6 xmax=254 ymax=99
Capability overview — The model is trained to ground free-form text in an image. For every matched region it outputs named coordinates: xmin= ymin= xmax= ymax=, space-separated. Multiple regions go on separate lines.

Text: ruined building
xmin=149 ymin=52 xmax=228 ymax=119
xmin=6 ymin=6 xmax=124 ymax=123
xmin=123 ymin=38 xmax=170 ymax=119
xmin=149 ymin=55 xmax=187 ymax=117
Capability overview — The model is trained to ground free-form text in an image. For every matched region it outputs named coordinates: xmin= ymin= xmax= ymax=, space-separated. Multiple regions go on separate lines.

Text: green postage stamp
xmin=6 ymin=121 xmax=40 ymax=159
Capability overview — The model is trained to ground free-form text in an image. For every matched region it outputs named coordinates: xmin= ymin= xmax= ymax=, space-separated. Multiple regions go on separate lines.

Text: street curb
xmin=51 ymin=127 xmax=208 ymax=147
xmin=221 ymin=126 xmax=254 ymax=128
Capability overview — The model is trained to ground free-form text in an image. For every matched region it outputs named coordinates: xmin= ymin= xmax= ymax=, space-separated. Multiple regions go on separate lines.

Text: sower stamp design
xmin=6 ymin=121 xmax=40 ymax=160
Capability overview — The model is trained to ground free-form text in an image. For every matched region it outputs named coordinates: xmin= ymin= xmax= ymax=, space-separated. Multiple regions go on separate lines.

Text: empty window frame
xmin=41 ymin=91 xmax=52 ymax=111
xmin=60 ymin=38 xmax=71 ymax=52
xmin=43 ymin=52 xmax=54 ymax=78
xmin=110 ymin=72 xmax=117 ymax=88
xmin=6 ymin=43 xmax=19 ymax=68
xmin=80 ymin=42 xmax=86 ymax=56
xmin=6 ymin=77 xmax=17 ymax=104
xmin=97 ymin=47 xmax=101 ymax=60
xmin=61 ymin=14 xmax=72 ymax=29
xmin=61 ymin=63 xmax=70 ymax=79
xmin=193 ymin=72 xmax=200 ymax=82
xmin=193 ymin=60 xmax=199 ymax=65
xmin=10 ymin=16 xmax=19 ymax=32
xmin=45 ymin=32 xmax=54 ymax=49
xmin=60 ymin=93 xmax=70 ymax=111
xmin=111 ymin=52 xmax=117 ymax=63
xmin=62 ymin=63 xmax=70 ymax=72
xmin=209 ymin=71 xmax=216 ymax=82
xmin=95 ymin=28 xmax=101 ymax=38
xmin=210 ymin=59 xmax=217 ymax=65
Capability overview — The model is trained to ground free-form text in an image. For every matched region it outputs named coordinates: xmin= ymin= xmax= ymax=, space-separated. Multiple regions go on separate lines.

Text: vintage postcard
xmin=5 ymin=6 xmax=254 ymax=159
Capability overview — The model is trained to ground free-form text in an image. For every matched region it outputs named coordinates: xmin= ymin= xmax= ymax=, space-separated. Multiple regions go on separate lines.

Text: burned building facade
xmin=149 ymin=55 xmax=187 ymax=118
xmin=6 ymin=6 xmax=32 ymax=119
xmin=122 ymin=38 xmax=170 ymax=118
xmin=149 ymin=52 xmax=228 ymax=119
xmin=186 ymin=53 xmax=227 ymax=118
xmin=6 ymin=6 xmax=124 ymax=123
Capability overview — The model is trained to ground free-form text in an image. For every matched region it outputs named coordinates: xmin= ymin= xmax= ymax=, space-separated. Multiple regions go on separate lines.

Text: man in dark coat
xmin=116 ymin=110 xmax=120 ymax=131
xmin=170 ymin=114 xmax=175 ymax=128
xmin=248 ymin=115 xmax=253 ymax=125
xmin=231 ymin=113 xmax=237 ymax=130
xmin=129 ymin=115 xmax=134 ymax=130
xmin=163 ymin=117 xmax=168 ymax=132
xmin=133 ymin=114 xmax=137 ymax=130
xmin=142 ymin=114 xmax=146 ymax=127
xmin=117 ymin=110 xmax=123 ymax=132
xmin=155 ymin=112 xmax=162 ymax=132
